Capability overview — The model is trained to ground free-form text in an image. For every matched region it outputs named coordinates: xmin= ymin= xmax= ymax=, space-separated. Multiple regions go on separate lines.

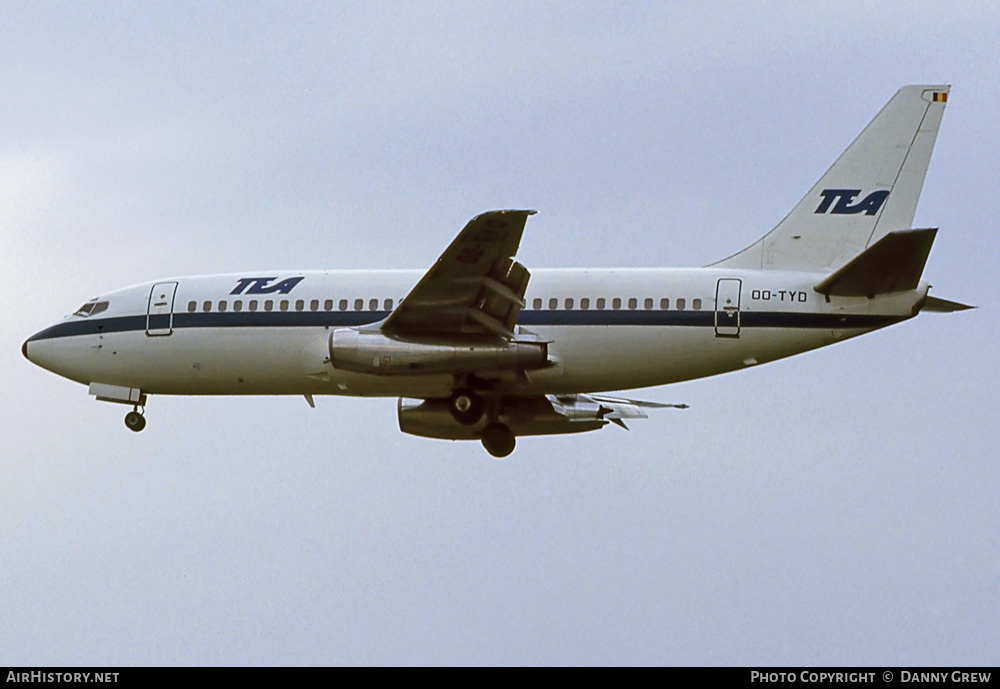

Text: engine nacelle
xmin=397 ymin=397 xmax=606 ymax=440
xmin=329 ymin=329 xmax=549 ymax=376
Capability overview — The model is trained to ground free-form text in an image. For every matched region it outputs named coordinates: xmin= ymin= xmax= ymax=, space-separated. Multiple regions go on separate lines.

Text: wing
xmin=548 ymin=394 xmax=689 ymax=430
xmin=380 ymin=210 xmax=537 ymax=340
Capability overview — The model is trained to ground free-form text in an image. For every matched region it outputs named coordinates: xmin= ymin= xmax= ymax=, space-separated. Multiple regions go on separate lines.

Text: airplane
xmin=22 ymin=84 xmax=972 ymax=458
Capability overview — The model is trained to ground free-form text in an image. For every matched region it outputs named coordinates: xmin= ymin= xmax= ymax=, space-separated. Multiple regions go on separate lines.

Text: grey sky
xmin=2 ymin=1 xmax=997 ymax=665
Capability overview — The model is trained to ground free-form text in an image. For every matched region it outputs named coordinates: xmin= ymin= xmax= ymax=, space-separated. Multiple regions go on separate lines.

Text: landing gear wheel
xmin=481 ymin=423 xmax=515 ymax=458
xmin=449 ymin=389 xmax=485 ymax=426
xmin=124 ymin=410 xmax=146 ymax=433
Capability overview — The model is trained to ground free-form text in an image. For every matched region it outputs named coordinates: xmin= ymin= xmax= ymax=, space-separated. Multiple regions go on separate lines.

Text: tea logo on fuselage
xmin=230 ymin=277 xmax=305 ymax=295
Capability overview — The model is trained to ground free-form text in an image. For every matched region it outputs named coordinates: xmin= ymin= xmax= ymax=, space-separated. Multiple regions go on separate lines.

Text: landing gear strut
xmin=481 ymin=422 xmax=515 ymax=458
xmin=124 ymin=408 xmax=146 ymax=432
xmin=449 ymin=388 xmax=485 ymax=426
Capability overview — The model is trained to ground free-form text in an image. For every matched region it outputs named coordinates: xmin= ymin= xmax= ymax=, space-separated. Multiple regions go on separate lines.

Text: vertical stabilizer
xmin=713 ymin=85 xmax=949 ymax=272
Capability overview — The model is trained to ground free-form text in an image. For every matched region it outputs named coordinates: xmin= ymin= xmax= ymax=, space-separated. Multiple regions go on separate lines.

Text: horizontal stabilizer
xmin=921 ymin=295 xmax=974 ymax=312
xmin=814 ymin=228 xmax=937 ymax=297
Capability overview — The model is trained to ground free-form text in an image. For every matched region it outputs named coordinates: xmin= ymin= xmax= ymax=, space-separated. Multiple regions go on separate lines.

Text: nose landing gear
xmin=124 ymin=407 xmax=146 ymax=432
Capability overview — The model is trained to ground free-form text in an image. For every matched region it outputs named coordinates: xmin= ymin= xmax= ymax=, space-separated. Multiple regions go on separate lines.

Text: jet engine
xmin=397 ymin=396 xmax=606 ymax=441
xmin=329 ymin=329 xmax=549 ymax=376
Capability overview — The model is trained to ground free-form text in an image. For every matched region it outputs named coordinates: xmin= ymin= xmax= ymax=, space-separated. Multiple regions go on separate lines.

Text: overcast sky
xmin=2 ymin=1 xmax=998 ymax=666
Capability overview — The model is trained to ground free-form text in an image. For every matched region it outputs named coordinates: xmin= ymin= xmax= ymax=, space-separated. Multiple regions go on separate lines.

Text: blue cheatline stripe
xmin=26 ymin=310 xmax=907 ymax=342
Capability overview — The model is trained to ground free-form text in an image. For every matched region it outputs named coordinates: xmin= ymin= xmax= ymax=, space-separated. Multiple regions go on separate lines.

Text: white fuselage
xmin=24 ymin=267 xmax=924 ymax=399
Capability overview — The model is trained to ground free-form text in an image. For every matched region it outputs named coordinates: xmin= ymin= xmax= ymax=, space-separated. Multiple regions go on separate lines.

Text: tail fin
xmin=713 ymin=85 xmax=950 ymax=272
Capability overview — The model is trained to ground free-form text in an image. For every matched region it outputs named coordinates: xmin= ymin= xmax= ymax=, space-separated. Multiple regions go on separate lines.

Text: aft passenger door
xmin=715 ymin=278 xmax=741 ymax=338
xmin=146 ymin=282 xmax=178 ymax=336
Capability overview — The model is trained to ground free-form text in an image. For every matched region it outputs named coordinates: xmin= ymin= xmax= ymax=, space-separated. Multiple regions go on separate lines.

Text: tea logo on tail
xmin=815 ymin=189 xmax=890 ymax=216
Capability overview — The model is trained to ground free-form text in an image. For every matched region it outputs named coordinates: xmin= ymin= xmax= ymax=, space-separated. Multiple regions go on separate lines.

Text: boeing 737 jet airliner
xmin=23 ymin=85 xmax=971 ymax=457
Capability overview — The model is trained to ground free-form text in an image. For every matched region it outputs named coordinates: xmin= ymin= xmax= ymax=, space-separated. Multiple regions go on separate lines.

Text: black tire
xmin=124 ymin=411 xmax=146 ymax=432
xmin=449 ymin=389 xmax=484 ymax=426
xmin=481 ymin=422 xmax=515 ymax=458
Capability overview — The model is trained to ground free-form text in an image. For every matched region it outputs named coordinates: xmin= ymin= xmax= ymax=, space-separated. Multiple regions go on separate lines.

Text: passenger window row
xmin=529 ymin=297 xmax=703 ymax=311
xmin=186 ymin=298 xmax=396 ymax=313
xmin=186 ymin=296 xmax=705 ymax=314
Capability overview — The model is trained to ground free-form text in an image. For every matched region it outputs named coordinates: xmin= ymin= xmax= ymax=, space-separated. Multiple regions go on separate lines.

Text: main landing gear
xmin=448 ymin=388 xmax=485 ymax=426
xmin=480 ymin=422 xmax=515 ymax=458
xmin=124 ymin=407 xmax=146 ymax=432
xmin=448 ymin=381 xmax=516 ymax=458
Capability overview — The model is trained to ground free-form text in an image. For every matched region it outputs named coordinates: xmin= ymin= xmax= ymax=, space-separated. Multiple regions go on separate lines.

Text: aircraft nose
xmin=22 ymin=328 xmax=48 ymax=365
xmin=21 ymin=326 xmax=83 ymax=380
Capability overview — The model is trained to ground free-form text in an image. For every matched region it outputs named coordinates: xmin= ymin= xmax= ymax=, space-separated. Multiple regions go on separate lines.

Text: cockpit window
xmin=73 ymin=300 xmax=109 ymax=318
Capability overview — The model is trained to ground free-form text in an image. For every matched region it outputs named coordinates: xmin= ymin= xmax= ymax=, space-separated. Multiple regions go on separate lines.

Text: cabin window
xmin=660 ymin=298 xmax=669 ymax=310
xmin=264 ymin=300 xmax=273 ymax=312
xmin=676 ymin=298 xmax=686 ymax=310
xmin=233 ymin=300 xmax=243 ymax=312
xmin=324 ymin=299 xmax=333 ymax=311
xmin=693 ymin=298 xmax=702 ymax=310
xmin=202 ymin=301 xmax=211 ymax=312
xmin=612 ymin=297 xmax=622 ymax=310
xmin=579 ymin=297 xmax=589 ymax=310
xmin=310 ymin=299 xmax=319 ymax=311
xmin=384 ymin=298 xmax=393 ymax=310
xmin=628 ymin=297 xmax=637 ymax=310
xmin=249 ymin=300 xmax=258 ymax=312
xmin=278 ymin=300 xmax=287 ymax=312
xmin=369 ymin=298 xmax=378 ymax=311
xmin=565 ymin=298 xmax=574 ymax=309
xmin=354 ymin=298 xmax=364 ymax=311
xmin=339 ymin=299 xmax=348 ymax=311
xmin=218 ymin=300 xmax=227 ymax=312
xmin=644 ymin=297 xmax=653 ymax=310
xmin=549 ymin=297 xmax=558 ymax=310
xmin=293 ymin=299 xmax=302 ymax=311
xmin=187 ymin=301 xmax=196 ymax=313
xmin=533 ymin=297 xmax=542 ymax=310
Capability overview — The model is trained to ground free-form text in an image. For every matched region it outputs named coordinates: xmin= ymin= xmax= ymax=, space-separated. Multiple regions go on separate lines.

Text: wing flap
xmin=381 ymin=210 xmax=536 ymax=340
